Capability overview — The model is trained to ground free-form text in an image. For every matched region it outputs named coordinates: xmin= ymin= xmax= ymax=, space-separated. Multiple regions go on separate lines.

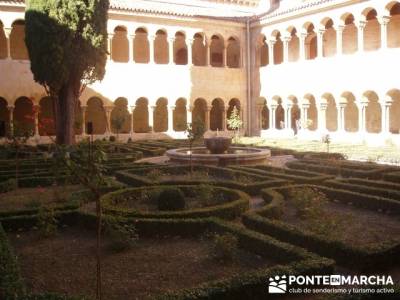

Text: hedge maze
xmin=0 ymin=139 xmax=399 ymax=299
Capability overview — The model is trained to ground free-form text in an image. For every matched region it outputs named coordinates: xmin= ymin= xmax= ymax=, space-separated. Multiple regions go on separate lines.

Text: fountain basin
xmin=204 ymin=137 xmax=232 ymax=154
xmin=166 ymin=147 xmax=271 ymax=166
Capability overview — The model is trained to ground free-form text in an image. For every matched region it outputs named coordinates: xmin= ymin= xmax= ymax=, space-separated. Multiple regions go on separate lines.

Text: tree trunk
xmin=55 ymin=77 xmax=80 ymax=145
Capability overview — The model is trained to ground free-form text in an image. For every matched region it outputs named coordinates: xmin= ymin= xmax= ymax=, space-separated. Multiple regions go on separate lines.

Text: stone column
xmin=129 ymin=106 xmax=135 ymax=135
xmin=128 ymin=34 xmax=135 ymax=63
xmin=379 ymin=16 xmax=390 ymax=50
xmin=169 ymin=37 xmax=174 ymax=64
xmin=317 ymin=29 xmax=325 ymax=58
xmin=221 ymin=105 xmax=227 ymax=131
xmin=168 ymin=105 xmax=175 ymax=132
xmin=380 ymin=99 xmax=392 ymax=134
xmin=187 ymin=38 xmax=193 ymax=66
xmin=4 ymin=28 xmax=11 ymax=60
xmin=108 ymin=33 xmax=113 ymax=61
xmin=105 ymin=106 xmax=113 ymax=135
xmin=223 ymin=45 xmax=228 ymax=67
xmin=357 ymin=101 xmax=368 ymax=133
xmin=149 ymin=35 xmax=155 ymax=64
xmin=301 ymin=102 xmax=310 ymax=130
xmin=205 ymin=106 xmax=211 ymax=131
xmin=206 ymin=37 xmax=211 ymax=66
xmin=148 ymin=105 xmax=155 ymax=133
xmin=81 ymin=105 xmax=87 ymax=135
xmin=34 ymin=105 xmax=40 ymax=137
xmin=299 ymin=33 xmax=307 ymax=61
xmin=357 ymin=21 xmax=366 ymax=53
xmin=283 ymin=36 xmax=291 ymax=63
xmin=268 ymin=39 xmax=276 ymax=65
xmin=269 ymin=104 xmax=277 ymax=130
xmin=318 ymin=102 xmax=328 ymax=132
xmin=336 ymin=25 xmax=344 ymax=56
xmin=337 ymin=102 xmax=347 ymax=132
xmin=257 ymin=105 xmax=264 ymax=130
xmin=186 ymin=105 xmax=192 ymax=125
xmin=7 ymin=105 xmax=14 ymax=136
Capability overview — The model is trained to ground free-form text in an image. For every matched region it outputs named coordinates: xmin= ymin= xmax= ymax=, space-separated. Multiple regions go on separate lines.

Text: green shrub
xmin=211 ymin=233 xmax=238 ymax=261
xmin=147 ymin=169 xmax=164 ymax=182
xmin=0 ymin=179 xmax=17 ymax=193
xmin=157 ymin=187 xmax=186 ymax=211
xmin=289 ymin=187 xmax=328 ymax=219
xmin=105 ymin=219 xmax=139 ymax=252
xmin=37 ymin=207 xmax=58 ymax=238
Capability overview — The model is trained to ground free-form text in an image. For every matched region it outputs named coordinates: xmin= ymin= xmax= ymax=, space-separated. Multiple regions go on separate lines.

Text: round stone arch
xmin=272 ymin=96 xmax=284 ymax=129
xmin=14 ymin=96 xmax=34 ymax=136
xmin=387 ymin=89 xmax=400 ymax=134
xmin=38 ymin=96 xmax=56 ymax=136
xmin=112 ymin=26 xmax=129 ymax=62
xmin=271 ymin=30 xmax=283 ymax=65
xmin=174 ymin=31 xmax=188 ymax=65
xmin=341 ymin=91 xmax=358 ymax=132
xmin=258 ymin=34 xmax=269 ymax=66
xmin=192 ymin=32 xmax=206 ymax=66
xmin=320 ymin=17 xmax=337 ymax=57
xmin=364 ymin=90 xmax=382 ymax=133
xmin=302 ymin=22 xmax=317 ymax=60
xmin=361 ymin=8 xmax=381 ymax=51
xmin=174 ymin=98 xmax=187 ymax=131
xmin=134 ymin=27 xmax=149 ymax=63
xmin=133 ymin=97 xmax=149 ymax=133
xmin=259 ymin=97 xmax=270 ymax=130
xmin=226 ymin=36 xmax=240 ymax=68
xmin=210 ymin=34 xmax=224 ymax=67
xmin=86 ymin=97 xmax=106 ymax=135
xmin=10 ymin=20 xmax=28 ymax=60
xmin=210 ymin=98 xmax=225 ymax=131
xmin=387 ymin=1 xmax=400 ymax=48
xmin=288 ymin=95 xmax=301 ymax=133
xmin=111 ymin=97 xmax=131 ymax=134
xmin=286 ymin=26 xmax=299 ymax=62
xmin=0 ymin=21 xmax=7 ymax=59
xmin=322 ymin=93 xmax=338 ymax=132
xmin=303 ymin=94 xmax=318 ymax=131
xmin=341 ymin=13 xmax=358 ymax=54
xmin=154 ymin=97 xmax=168 ymax=133
xmin=154 ymin=29 xmax=168 ymax=64
xmin=227 ymin=98 xmax=241 ymax=130
xmin=192 ymin=98 xmax=207 ymax=129
xmin=0 ymin=97 xmax=9 ymax=136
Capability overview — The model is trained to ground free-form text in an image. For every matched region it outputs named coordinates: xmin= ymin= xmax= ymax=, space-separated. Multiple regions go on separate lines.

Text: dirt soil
xmin=8 ymin=227 xmax=272 ymax=300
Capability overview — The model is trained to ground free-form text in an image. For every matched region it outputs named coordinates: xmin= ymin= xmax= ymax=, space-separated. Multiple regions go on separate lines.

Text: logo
xmin=268 ymin=275 xmax=287 ymax=293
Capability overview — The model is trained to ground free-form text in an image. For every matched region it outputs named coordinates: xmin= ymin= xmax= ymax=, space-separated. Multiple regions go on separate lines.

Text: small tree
xmin=322 ymin=134 xmax=331 ymax=153
xmin=111 ymin=111 xmax=128 ymax=142
xmin=185 ymin=118 xmax=205 ymax=177
xmin=227 ymin=107 xmax=243 ymax=144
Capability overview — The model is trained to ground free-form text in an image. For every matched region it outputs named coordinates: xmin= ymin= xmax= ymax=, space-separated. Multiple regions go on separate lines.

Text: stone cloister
xmin=0 ymin=0 xmax=400 ymax=145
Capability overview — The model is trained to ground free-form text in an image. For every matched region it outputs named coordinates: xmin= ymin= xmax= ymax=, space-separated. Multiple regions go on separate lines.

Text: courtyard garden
xmin=0 ymin=138 xmax=399 ymax=300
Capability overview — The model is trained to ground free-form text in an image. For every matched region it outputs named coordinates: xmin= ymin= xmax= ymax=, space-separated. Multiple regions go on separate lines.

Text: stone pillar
xmin=336 ymin=25 xmax=344 ymax=56
xmin=187 ymin=38 xmax=193 ymax=66
xmin=223 ymin=45 xmax=228 ymax=67
xmin=299 ymin=33 xmax=307 ymax=61
xmin=357 ymin=21 xmax=366 ymax=53
xmin=108 ymin=33 xmax=113 ymax=61
xmin=318 ymin=102 xmax=328 ymax=132
xmin=148 ymin=105 xmax=155 ymax=133
xmin=105 ymin=106 xmax=113 ymax=135
xmin=301 ymin=102 xmax=310 ymax=130
xmin=257 ymin=105 xmax=264 ymax=130
xmin=221 ymin=105 xmax=227 ymax=130
xmin=379 ymin=16 xmax=390 ymax=50
xmin=128 ymin=34 xmax=135 ymax=63
xmin=34 ymin=105 xmax=40 ymax=137
xmin=283 ymin=36 xmax=291 ymax=63
xmin=357 ymin=101 xmax=368 ymax=133
xmin=206 ymin=37 xmax=211 ymax=66
xmin=337 ymin=102 xmax=347 ymax=132
xmin=205 ymin=106 xmax=211 ymax=131
xmin=187 ymin=105 xmax=192 ymax=125
xmin=4 ymin=28 xmax=11 ymax=60
xmin=268 ymin=39 xmax=276 ymax=65
xmin=317 ymin=29 xmax=325 ymax=58
xmin=149 ymin=35 xmax=155 ymax=64
xmin=269 ymin=104 xmax=277 ymax=130
xmin=380 ymin=99 xmax=392 ymax=134
xmin=7 ymin=105 xmax=14 ymax=136
xmin=169 ymin=37 xmax=174 ymax=64
xmin=81 ymin=105 xmax=87 ymax=135
xmin=168 ymin=105 xmax=175 ymax=132
xmin=129 ymin=106 xmax=135 ymax=135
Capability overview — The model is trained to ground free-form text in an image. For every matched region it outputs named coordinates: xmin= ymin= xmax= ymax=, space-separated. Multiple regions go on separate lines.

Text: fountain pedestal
xmin=204 ymin=137 xmax=232 ymax=154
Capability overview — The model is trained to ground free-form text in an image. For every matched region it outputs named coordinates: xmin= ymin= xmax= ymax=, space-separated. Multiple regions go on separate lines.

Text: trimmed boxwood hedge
xmin=102 ymin=185 xmax=250 ymax=220
xmin=0 ymin=211 xmax=334 ymax=300
xmin=115 ymin=165 xmax=288 ymax=195
xmin=243 ymin=184 xmax=400 ymax=270
xmin=383 ymin=171 xmax=400 ymax=184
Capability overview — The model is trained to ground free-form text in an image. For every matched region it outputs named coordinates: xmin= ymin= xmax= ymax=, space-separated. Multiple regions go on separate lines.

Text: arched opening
xmin=227 ymin=37 xmax=240 ymax=68
xmin=192 ymin=98 xmax=207 ymax=129
xmin=133 ymin=98 xmax=149 ymax=133
xmin=86 ymin=97 xmax=106 ymax=135
xmin=342 ymin=13 xmax=358 ymax=54
xmin=112 ymin=26 xmax=128 ymax=62
xmin=272 ymin=31 xmax=283 ymax=65
xmin=342 ymin=92 xmax=358 ymax=132
xmin=10 ymin=20 xmax=28 ymax=60
xmin=304 ymin=94 xmax=318 ymax=131
xmin=388 ymin=89 xmax=400 ymax=134
xmin=38 ymin=97 xmax=55 ymax=136
xmin=289 ymin=97 xmax=301 ymax=134
xmin=259 ymin=35 xmax=269 ymax=66
xmin=324 ymin=94 xmax=338 ymax=132
xmin=261 ymin=99 xmax=269 ymax=129
xmin=174 ymin=32 xmax=188 ymax=65
xmin=322 ymin=18 xmax=337 ymax=57
xmin=0 ymin=97 xmax=9 ymax=136
xmin=210 ymin=98 xmax=224 ymax=131
xmin=364 ymin=91 xmax=381 ymax=133
xmin=274 ymin=97 xmax=285 ymax=129
xmin=134 ymin=28 xmax=149 ymax=63
xmin=154 ymin=98 xmax=168 ymax=132
xmin=14 ymin=97 xmax=34 ymax=136
xmin=227 ymin=98 xmax=241 ymax=130
xmin=363 ymin=8 xmax=381 ymax=51
xmin=287 ymin=27 xmax=299 ymax=62
xmin=304 ymin=23 xmax=317 ymax=60
xmin=111 ymin=97 xmax=130 ymax=134
xmin=154 ymin=29 xmax=168 ymax=64
xmin=192 ymin=33 xmax=206 ymax=66
xmin=0 ymin=22 xmax=7 ymax=59
xmin=174 ymin=98 xmax=187 ymax=131
xmin=388 ymin=2 xmax=400 ymax=48
xmin=210 ymin=35 xmax=224 ymax=67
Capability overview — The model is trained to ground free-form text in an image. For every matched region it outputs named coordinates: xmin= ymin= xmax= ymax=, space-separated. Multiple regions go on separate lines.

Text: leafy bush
xmin=105 ymin=219 xmax=139 ymax=252
xmin=0 ymin=178 xmax=17 ymax=193
xmin=289 ymin=187 xmax=328 ymax=219
xmin=147 ymin=169 xmax=164 ymax=182
xmin=157 ymin=187 xmax=186 ymax=211
xmin=37 ymin=207 xmax=58 ymax=238
xmin=211 ymin=233 xmax=238 ymax=261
